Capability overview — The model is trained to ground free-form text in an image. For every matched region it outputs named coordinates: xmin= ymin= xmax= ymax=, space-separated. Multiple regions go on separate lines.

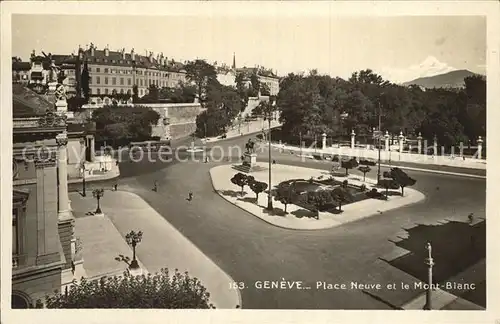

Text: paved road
xmin=84 ymin=134 xmax=486 ymax=309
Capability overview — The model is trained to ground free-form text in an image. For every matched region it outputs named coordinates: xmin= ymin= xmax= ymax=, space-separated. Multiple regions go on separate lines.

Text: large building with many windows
xmin=79 ymin=44 xmax=188 ymax=98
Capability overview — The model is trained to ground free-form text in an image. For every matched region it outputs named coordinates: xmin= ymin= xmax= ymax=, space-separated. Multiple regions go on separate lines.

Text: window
xmin=97 ymin=88 xmax=101 ymax=95
xmin=105 ymin=77 xmax=108 ymax=85
xmin=89 ymin=77 xmax=92 ymax=84
xmin=120 ymin=78 xmax=124 ymax=85
xmin=128 ymin=78 xmax=131 ymax=86
xmin=89 ymin=88 xmax=93 ymax=94
xmin=12 ymin=209 xmax=18 ymax=255
xmin=96 ymin=67 xmax=100 ymax=73
xmin=105 ymin=88 xmax=109 ymax=95
xmin=104 ymin=68 xmax=109 ymax=73
xmin=96 ymin=76 xmax=100 ymax=84
xmin=112 ymin=77 xmax=116 ymax=85
xmin=104 ymin=59 xmax=108 ymax=63
xmin=96 ymin=59 xmax=100 ymax=63
xmin=113 ymin=60 xmax=116 ymax=64
xmin=88 ymin=67 xmax=92 ymax=72
xmin=140 ymin=79 xmax=143 ymax=86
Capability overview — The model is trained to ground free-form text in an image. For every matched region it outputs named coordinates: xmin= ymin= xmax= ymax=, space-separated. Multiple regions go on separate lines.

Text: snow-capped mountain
xmin=379 ymin=56 xmax=457 ymax=84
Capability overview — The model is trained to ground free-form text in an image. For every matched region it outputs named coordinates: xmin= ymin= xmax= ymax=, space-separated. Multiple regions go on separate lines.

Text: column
xmin=433 ymin=135 xmax=438 ymax=157
xmin=398 ymin=131 xmax=404 ymax=153
xmin=322 ymin=133 xmax=327 ymax=149
xmin=350 ymin=130 xmax=356 ymax=149
xmin=56 ymin=132 xmax=70 ymax=219
xmin=384 ymin=131 xmax=390 ymax=151
xmin=90 ymin=136 xmax=96 ymax=162
xmin=477 ymin=136 xmax=483 ymax=159
xmin=417 ymin=132 xmax=423 ymax=154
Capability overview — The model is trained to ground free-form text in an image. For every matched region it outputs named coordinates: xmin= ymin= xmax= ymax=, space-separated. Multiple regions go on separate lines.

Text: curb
xmin=281 ymin=149 xmax=485 ymax=179
xmin=203 ymin=124 xmax=282 ymax=144
xmin=378 ymin=164 xmax=486 ymax=179
xmin=112 ymin=189 xmax=243 ymax=309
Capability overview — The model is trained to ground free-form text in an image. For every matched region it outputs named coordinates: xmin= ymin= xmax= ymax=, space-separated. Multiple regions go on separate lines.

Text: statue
xmin=245 ymin=139 xmax=256 ymax=154
xmin=49 ymin=60 xmax=60 ymax=83
xmin=55 ymin=83 xmax=66 ymax=101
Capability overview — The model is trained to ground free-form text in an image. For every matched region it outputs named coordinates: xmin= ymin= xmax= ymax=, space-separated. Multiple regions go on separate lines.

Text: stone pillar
xmin=56 ymin=132 xmax=71 ymax=220
xmin=350 ymin=130 xmax=356 ymax=149
xmin=90 ymin=136 xmax=96 ymax=162
xmin=398 ymin=131 xmax=404 ymax=153
xmin=477 ymin=136 xmax=483 ymax=159
xmin=417 ymin=132 xmax=423 ymax=154
xmin=384 ymin=131 xmax=390 ymax=151
xmin=322 ymin=133 xmax=327 ymax=149
xmin=433 ymin=135 xmax=438 ymax=157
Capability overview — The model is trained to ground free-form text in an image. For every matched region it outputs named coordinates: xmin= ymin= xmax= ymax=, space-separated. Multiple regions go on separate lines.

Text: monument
xmin=234 ymin=138 xmax=265 ymax=173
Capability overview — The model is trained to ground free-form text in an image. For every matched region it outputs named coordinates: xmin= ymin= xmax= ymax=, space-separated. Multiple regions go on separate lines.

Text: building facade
xmin=80 ymin=44 xmax=188 ymax=98
xmin=12 ymin=84 xmax=84 ymax=308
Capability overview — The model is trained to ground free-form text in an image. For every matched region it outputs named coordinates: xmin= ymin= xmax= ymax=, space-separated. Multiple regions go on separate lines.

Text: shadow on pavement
xmin=382 ymin=219 xmax=486 ymax=307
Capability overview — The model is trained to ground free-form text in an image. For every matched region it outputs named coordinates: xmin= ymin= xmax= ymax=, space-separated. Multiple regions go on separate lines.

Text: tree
xmin=275 ymin=182 xmax=297 ymax=213
xmin=341 ymin=157 xmax=359 ymax=175
xmin=388 ymin=167 xmax=416 ymax=196
xmin=92 ymin=105 xmax=160 ymax=144
xmin=377 ymin=178 xmax=398 ymax=197
xmin=306 ymin=190 xmax=334 ymax=219
xmin=250 ymin=72 xmax=260 ymax=97
xmin=260 ymin=83 xmax=271 ymax=96
xmin=132 ymin=85 xmax=139 ymax=103
xmin=230 ymin=173 xmax=249 ymax=196
xmin=104 ymin=123 xmax=128 ymax=147
xmin=357 ymin=166 xmax=371 ymax=182
xmin=331 ymin=187 xmax=352 ymax=212
xmin=81 ymin=61 xmax=90 ymax=101
xmin=41 ymin=268 xmax=214 ymax=308
xmin=184 ymin=59 xmax=218 ymax=104
xmin=248 ymin=180 xmax=268 ymax=203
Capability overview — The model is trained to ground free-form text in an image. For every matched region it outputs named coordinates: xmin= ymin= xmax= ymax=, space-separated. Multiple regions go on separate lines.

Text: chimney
xmin=131 ymin=48 xmax=135 ymax=61
xmin=104 ymin=44 xmax=109 ymax=57
xmin=90 ymin=43 xmax=95 ymax=56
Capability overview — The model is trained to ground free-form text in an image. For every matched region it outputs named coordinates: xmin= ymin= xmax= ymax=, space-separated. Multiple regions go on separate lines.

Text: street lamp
xmin=92 ymin=188 xmax=104 ymax=214
xmin=81 ymin=162 xmax=86 ymax=197
xmin=265 ymin=99 xmax=276 ymax=211
xmin=125 ymin=230 xmax=143 ymax=269
xmin=423 ymin=242 xmax=435 ymax=310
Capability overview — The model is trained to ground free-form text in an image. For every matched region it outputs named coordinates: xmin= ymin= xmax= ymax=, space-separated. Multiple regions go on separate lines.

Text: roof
xmin=83 ymin=48 xmax=186 ymax=72
xmin=12 ymin=62 xmax=31 ymax=71
xmin=12 ymin=84 xmax=54 ymax=117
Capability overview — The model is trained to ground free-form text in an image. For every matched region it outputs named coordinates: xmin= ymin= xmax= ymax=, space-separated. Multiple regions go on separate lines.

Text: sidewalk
xmin=210 ymin=162 xmax=425 ymax=230
xmin=203 ymin=118 xmax=281 ymax=143
xmin=71 ymin=190 xmax=241 ymax=309
xmin=270 ymin=143 xmax=486 ymax=170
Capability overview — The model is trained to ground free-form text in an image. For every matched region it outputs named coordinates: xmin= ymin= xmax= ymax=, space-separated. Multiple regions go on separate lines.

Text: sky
xmin=11 ymin=14 xmax=486 ymax=83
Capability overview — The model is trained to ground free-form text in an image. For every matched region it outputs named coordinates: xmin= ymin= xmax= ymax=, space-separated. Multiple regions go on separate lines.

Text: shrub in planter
xmin=359 ymin=184 xmax=367 ymax=192
xmin=342 ymin=180 xmax=348 ymax=188
xmin=366 ymin=188 xmax=388 ymax=201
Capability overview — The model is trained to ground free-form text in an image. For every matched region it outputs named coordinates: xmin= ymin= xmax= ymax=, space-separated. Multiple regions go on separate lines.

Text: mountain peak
xmin=379 ymin=56 xmax=456 ymax=84
xmin=403 ymin=69 xmax=479 ymax=88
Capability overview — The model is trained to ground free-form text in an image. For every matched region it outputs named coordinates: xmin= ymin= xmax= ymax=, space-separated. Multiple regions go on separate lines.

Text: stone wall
xmin=12 ymin=266 xmax=62 ymax=306
xmin=169 ymin=122 xmax=197 ymax=140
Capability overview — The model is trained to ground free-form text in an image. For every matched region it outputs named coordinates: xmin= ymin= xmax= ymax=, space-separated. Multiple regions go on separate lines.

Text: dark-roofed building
xmin=12 ymin=85 xmax=85 ymax=308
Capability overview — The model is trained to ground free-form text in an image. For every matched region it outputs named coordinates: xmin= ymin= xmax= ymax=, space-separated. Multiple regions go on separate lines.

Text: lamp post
xmin=125 ymin=230 xmax=143 ymax=269
xmin=423 ymin=242 xmax=435 ymax=310
xmin=266 ymin=99 xmax=275 ymax=211
xmin=92 ymin=188 xmax=104 ymax=214
xmin=81 ymin=162 xmax=86 ymax=197
xmin=376 ymin=95 xmax=384 ymax=183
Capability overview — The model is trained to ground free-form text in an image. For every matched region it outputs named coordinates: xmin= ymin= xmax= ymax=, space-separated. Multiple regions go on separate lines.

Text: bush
xmin=342 ymin=180 xmax=348 ymax=188
xmin=42 ymin=269 xmax=214 ymax=308
xmin=359 ymin=184 xmax=367 ymax=192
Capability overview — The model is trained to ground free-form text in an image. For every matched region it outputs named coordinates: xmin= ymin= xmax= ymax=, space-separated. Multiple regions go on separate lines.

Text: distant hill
xmin=403 ymin=69 xmax=480 ymax=89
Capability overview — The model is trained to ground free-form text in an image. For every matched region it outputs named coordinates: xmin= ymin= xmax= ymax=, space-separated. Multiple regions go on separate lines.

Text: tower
xmin=232 ymin=52 xmax=236 ymax=70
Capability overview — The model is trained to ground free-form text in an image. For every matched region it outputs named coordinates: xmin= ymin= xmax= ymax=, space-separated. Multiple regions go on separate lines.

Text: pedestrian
xmin=113 ymin=183 xmax=118 ymax=191
xmin=187 ymin=192 xmax=193 ymax=201
xmin=272 ymin=159 xmax=276 ymax=164
xmin=468 ymin=212 xmax=474 ymax=224
xmin=153 ymin=181 xmax=158 ymax=192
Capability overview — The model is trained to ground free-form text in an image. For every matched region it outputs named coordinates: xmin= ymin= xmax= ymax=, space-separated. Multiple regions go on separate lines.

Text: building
xmin=11 ymin=84 xmax=85 ymax=308
xmin=216 ymin=53 xmax=280 ymax=96
xmin=79 ymin=44 xmax=188 ymax=98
